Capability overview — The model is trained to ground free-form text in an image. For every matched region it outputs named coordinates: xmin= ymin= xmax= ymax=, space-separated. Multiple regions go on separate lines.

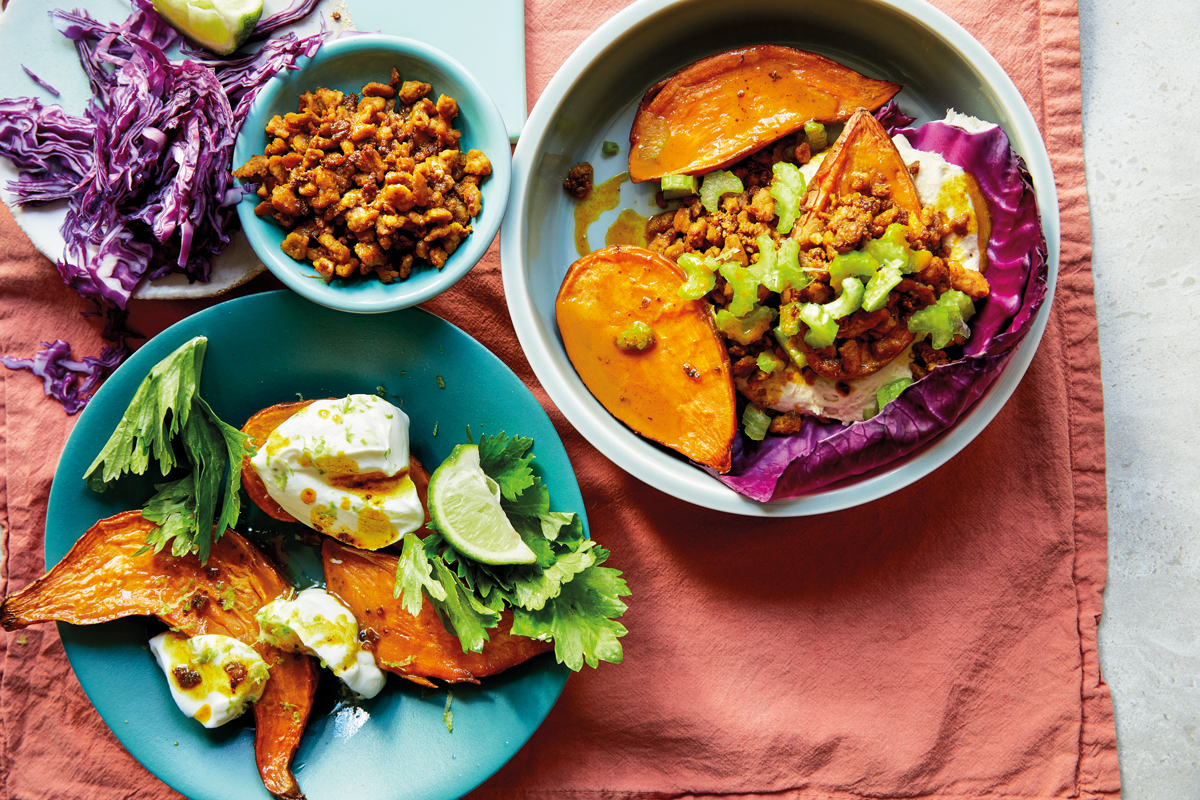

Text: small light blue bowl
xmin=234 ymin=34 xmax=511 ymax=313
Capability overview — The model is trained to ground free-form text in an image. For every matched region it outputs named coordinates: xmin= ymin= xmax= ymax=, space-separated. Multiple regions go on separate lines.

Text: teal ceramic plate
xmin=44 ymin=291 xmax=575 ymax=800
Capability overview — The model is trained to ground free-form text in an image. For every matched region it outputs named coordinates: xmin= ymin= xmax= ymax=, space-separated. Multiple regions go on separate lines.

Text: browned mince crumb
xmin=563 ymin=162 xmax=594 ymax=199
xmin=645 ymin=128 xmax=994 ymax=418
xmin=233 ymin=67 xmax=491 ymax=284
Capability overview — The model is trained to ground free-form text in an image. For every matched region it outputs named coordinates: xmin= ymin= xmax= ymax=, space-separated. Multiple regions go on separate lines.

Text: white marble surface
xmin=1081 ymin=0 xmax=1200 ymax=795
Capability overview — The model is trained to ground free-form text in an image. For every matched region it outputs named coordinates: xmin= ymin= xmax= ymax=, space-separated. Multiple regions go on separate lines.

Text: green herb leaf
xmin=511 ymin=549 xmax=630 ymax=670
xmin=428 ymin=558 xmax=501 ymax=653
xmin=477 ymin=432 xmax=536 ymax=500
xmin=141 ymin=476 xmax=200 ymax=557
xmin=394 ymin=533 xmax=447 ymax=615
xmin=83 ymin=337 xmax=253 ymax=563
xmin=506 ymin=542 xmax=598 ymax=612
xmin=84 ymin=336 xmax=206 ymax=490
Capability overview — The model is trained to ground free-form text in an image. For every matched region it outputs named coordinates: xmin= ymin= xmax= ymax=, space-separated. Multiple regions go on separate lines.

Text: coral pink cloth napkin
xmin=0 ymin=0 xmax=1117 ymax=798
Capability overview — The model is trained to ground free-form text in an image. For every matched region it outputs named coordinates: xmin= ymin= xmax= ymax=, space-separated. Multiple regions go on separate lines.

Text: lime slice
xmin=151 ymin=0 xmax=264 ymax=56
xmin=428 ymin=444 xmax=537 ymax=566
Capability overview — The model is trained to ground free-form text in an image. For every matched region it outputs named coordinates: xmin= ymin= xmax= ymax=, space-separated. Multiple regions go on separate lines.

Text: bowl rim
xmin=235 ymin=32 xmax=511 ymax=314
xmin=500 ymin=0 xmax=1061 ymax=516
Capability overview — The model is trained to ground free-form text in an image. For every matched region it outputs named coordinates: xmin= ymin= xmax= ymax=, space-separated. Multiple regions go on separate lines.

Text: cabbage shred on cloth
xmin=714 ymin=111 xmax=1049 ymax=501
xmin=0 ymin=0 xmax=323 ymax=413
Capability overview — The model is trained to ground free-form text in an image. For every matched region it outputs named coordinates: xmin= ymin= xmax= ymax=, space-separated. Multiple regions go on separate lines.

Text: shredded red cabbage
xmin=715 ymin=118 xmax=1048 ymax=501
xmin=1 ymin=0 xmax=323 ymax=412
xmin=251 ymin=0 xmax=322 ymax=38
xmin=21 ymin=65 xmax=62 ymax=97
xmin=873 ymin=100 xmax=915 ymax=132
xmin=0 ymin=339 xmax=130 ymax=415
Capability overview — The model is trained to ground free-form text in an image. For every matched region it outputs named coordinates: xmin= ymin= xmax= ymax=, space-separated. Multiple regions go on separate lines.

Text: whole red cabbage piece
xmin=0 ymin=0 xmax=322 ymax=413
xmin=715 ymin=118 xmax=1048 ymax=501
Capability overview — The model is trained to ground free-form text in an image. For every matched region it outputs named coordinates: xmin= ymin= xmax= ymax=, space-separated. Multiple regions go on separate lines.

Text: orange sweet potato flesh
xmin=0 ymin=511 xmax=318 ymax=800
xmin=241 ymin=399 xmax=431 ymax=525
xmin=322 ymin=539 xmax=554 ymax=687
xmin=556 ymin=245 xmax=735 ymax=473
xmin=797 ymin=107 xmax=923 ymax=244
xmin=629 ymin=44 xmax=901 ymax=183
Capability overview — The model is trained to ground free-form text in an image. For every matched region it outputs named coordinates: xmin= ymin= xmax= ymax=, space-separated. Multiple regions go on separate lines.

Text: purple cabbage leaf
xmin=715 ymin=117 xmax=1049 ymax=501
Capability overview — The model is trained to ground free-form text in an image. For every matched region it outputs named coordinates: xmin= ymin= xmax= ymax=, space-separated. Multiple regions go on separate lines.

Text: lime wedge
xmin=151 ymin=0 xmax=264 ymax=56
xmin=428 ymin=444 xmax=537 ymax=566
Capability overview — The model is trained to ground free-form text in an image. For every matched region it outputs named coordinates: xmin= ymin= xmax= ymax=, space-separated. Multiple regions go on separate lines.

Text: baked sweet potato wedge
xmin=0 ymin=511 xmax=317 ymax=800
xmin=556 ymin=245 xmax=736 ymax=473
xmin=629 ymin=44 xmax=901 ymax=183
xmin=796 ymin=107 xmax=923 ymax=244
xmin=322 ymin=539 xmax=553 ymax=686
xmin=241 ymin=399 xmax=431 ymax=525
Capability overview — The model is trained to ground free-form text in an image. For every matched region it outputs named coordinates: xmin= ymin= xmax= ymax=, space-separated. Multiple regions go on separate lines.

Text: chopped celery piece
xmin=828 ymin=251 xmax=879 ymax=286
xmin=861 ymin=263 xmax=903 ymax=312
xmin=803 ymin=120 xmax=828 ymax=152
xmin=756 ymin=350 xmax=786 ymax=374
xmin=862 ymin=224 xmax=912 ymax=272
xmin=823 ymin=277 xmax=865 ymax=320
xmin=718 ymin=262 xmax=758 ymax=316
xmin=616 ymin=321 xmax=655 ymax=351
xmin=869 ymin=377 xmax=913 ymax=419
xmin=800 ymin=303 xmax=838 ymax=349
xmin=776 ymin=238 xmax=808 ymax=291
xmin=602 ymin=140 xmax=620 ymax=156
xmin=908 ymin=289 xmax=976 ymax=349
xmin=778 ymin=302 xmax=804 ymax=336
xmin=750 ymin=234 xmax=782 ymax=293
xmin=742 ymin=403 xmax=771 ymax=442
xmin=700 ymin=169 xmax=743 ymax=214
xmin=908 ymin=305 xmax=961 ymax=348
xmin=938 ymin=289 xmax=976 ymax=320
xmin=661 ymin=173 xmax=698 ymax=199
xmin=769 ymin=161 xmax=806 ymax=235
xmin=715 ymin=305 xmax=776 ymax=345
xmin=772 ymin=328 xmax=808 ymax=369
xmin=677 ymin=252 xmax=719 ymax=299
xmin=751 ymin=235 xmax=808 ymax=294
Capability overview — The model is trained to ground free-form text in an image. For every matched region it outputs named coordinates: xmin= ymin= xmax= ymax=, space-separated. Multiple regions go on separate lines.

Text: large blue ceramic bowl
xmin=234 ymin=34 xmax=511 ymax=313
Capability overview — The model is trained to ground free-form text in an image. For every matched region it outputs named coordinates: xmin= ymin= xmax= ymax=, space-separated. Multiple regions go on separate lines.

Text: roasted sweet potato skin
xmin=0 ymin=511 xmax=317 ymax=800
xmin=556 ymin=245 xmax=736 ymax=473
xmin=241 ymin=398 xmax=431 ymax=525
xmin=322 ymin=539 xmax=553 ymax=686
xmin=629 ymin=44 xmax=901 ymax=182
xmin=797 ymin=107 xmax=923 ymax=244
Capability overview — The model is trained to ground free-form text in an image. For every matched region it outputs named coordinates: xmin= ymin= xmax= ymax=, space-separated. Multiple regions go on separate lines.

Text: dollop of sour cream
xmin=257 ymin=587 xmax=385 ymax=699
xmin=738 ymin=342 xmax=918 ymax=424
xmin=250 ymin=394 xmax=423 ymax=550
xmin=149 ymin=632 xmax=270 ymax=728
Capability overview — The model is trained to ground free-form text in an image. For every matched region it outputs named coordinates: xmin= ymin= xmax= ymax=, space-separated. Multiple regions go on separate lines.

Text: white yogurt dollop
xmin=250 ymin=394 xmax=422 ymax=550
xmin=257 ymin=587 xmax=385 ymax=698
xmin=149 ymin=632 xmax=270 ymax=728
xmin=891 ymin=132 xmax=986 ymax=273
